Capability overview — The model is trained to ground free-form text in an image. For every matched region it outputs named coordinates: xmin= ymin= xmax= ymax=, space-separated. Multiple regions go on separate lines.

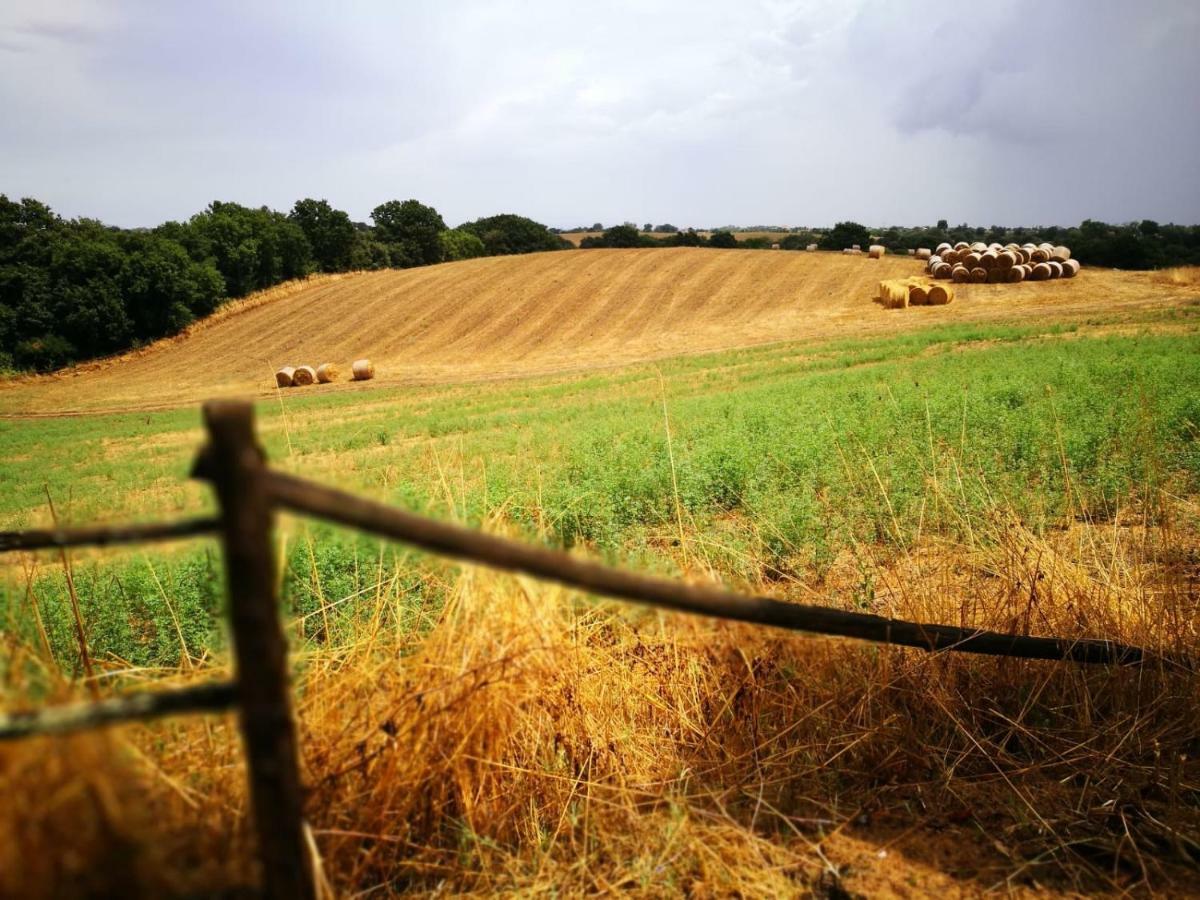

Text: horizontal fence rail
xmin=0 ymin=516 xmax=220 ymax=553
xmin=257 ymin=469 xmax=1180 ymax=669
xmin=0 ymin=682 xmax=237 ymax=740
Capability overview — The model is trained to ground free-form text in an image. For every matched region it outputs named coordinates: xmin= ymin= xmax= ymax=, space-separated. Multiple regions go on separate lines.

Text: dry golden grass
xmin=2 ymin=498 xmax=1197 ymax=897
xmin=2 ymin=250 xmax=1197 ymax=417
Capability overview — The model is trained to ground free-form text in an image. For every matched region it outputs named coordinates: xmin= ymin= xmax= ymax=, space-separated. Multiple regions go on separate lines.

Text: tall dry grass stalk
xmin=1 ymin=503 xmax=1197 ymax=896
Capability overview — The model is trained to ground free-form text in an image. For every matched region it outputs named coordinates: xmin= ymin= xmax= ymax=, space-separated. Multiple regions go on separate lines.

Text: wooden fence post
xmin=203 ymin=401 xmax=315 ymax=900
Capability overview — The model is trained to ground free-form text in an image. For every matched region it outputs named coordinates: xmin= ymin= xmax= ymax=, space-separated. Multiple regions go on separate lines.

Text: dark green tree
xmin=288 ymin=199 xmax=356 ymax=272
xmin=371 ymin=199 xmax=446 ymax=267
xmin=709 ymin=230 xmax=738 ymax=249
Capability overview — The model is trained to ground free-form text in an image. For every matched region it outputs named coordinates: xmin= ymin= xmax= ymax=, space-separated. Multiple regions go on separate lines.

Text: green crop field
xmin=6 ymin=314 xmax=1198 ymax=670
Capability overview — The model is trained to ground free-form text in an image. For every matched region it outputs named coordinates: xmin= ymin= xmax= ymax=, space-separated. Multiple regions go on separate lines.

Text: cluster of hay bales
xmin=879 ymin=278 xmax=954 ymax=309
xmin=922 ymin=241 xmax=1079 ymax=284
xmin=275 ymin=358 xmax=374 ymax=388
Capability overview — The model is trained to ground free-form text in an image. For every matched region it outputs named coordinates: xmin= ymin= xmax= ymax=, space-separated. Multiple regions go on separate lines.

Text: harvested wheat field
xmin=2 ymin=249 xmax=1196 ymax=416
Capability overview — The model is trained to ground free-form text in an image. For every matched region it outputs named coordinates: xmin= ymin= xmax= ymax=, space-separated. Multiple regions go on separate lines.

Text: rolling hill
xmin=0 ymin=248 xmax=1192 ymax=415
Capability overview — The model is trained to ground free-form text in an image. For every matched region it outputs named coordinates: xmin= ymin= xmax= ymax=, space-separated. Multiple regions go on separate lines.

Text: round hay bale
xmin=1051 ymin=246 xmax=1071 ymax=263
xmin=951 ymin=265 xmax=971 ymax=283
xmin=806 ymin=243 xmax=818 ymax=251
xmin=1061 ymin=258 xmax=1081 ymax=277
xmin=935 ymin=242 xmax=952 ymax=256
xmin=1047 ymin=261 xmax=1063 ymax=278
xmin=933 ymin=262 xmax=953 ymax=279
xmin=906 ymin=248 xmax=916 ymax=255
xmin=942 ymin=249 xmax=959 ymax=265
xmin=1017 ymin=247 xmax=1032 ymax=264
xmin=1007 ymin=265 xmax=1026 ymax=283
xmin=292 ymin=365 xmax=316 ymax=386
xmin=868 ymin=244 xmax=886 ymax=259
xmin=987 ymin=267 xmax=1006 ymax=283
xmin=963 ymin=252 xmax=982 ymax=269
xmin=980 ymin=250 xmax=998 ymax=270
xmin=1031 ymin=262 xmax=1052 ymax=281
xmin=954 ymin=241 xmax=970 ymax=251
xmin=275 ymin=366 xmax=296 ymax=388
xmin=969 ymin=267 xmax=988 ymax=283
xmin=927 ymin=284 xmax=954 ymax=305
xmin=316 ymin=362 xmax=340 ymax=384
xmin=851 ymin=244 xmax=861 ymax=251
xmin=996 ymin=250 xmax=1016 ymax=269
xmin=907 ymin=283 xmax=928 ymax=305
xmin=1030 ymin=248 xmax=1049 ymax=263
xmin=970 ymin=242 xmax=988 ymax=253
xmin=915 ymin=247 xmax=932 ymax=260
xmin=1038 ymin=242 xmax=1054 ymax=253
xmin=352 ymin=358 xmax=375 ymax=381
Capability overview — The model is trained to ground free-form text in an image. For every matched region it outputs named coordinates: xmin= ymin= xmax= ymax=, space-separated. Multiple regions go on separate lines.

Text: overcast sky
xmin=2 ymin=1 xmax=1198 ymax=229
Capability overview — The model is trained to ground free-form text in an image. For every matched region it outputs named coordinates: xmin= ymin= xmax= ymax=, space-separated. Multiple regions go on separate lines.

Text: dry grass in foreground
xmin=1 ymin=504 xmax=1198 ymax=897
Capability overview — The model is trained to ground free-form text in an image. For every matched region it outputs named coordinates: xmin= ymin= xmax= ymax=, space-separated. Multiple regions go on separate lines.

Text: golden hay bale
xmin=980 ymin=250 xmax=998 ymax=269
xmin=935 ymin=242 xmax=952 ymax=255
xmin=1038 ymin=242 xmax=1054 ymax=252
xmin=996 ymin=250 xmax=1016 ymax=269
xmin=1061 ymin=258 xmax=1081 ymax=277
xmin=1047 ymin=261 xmax=1063 ymax=278
xmin=316 ymin=362 xmax=340 ymax=384
xmin=963 ymin=252 xmax=982 ymax=269
xmin=970 ymin=241 xmax=988 ymax=253
xmin=933 ymin=262 xmax=953 ymax=279
xmin=292 ymin=365 xmax=316 ymax=386
xmin=927 ymin=283 xmax=954 ymax=305
xmin=806 ymin=243 xmax=818 ymax=251
xmin=1017 ymin=247 xmax=1032 ymax=264
xmin=1031 ymin=248 xmax=1050 ymax=263
xmin=906 ymin=248 xmax=916 ymax=255
xmin=953 ymin=241 xmax=970 ymax=251
xmin=951 ymin=265 xmax=971 ymax=283
xmin=942 ymin=249 xmax=959 ymax=265
xmin=987 ymin=267 xmax=1006 ymax=283
xmin=352 ymin=358 xmax=375 ymax=381
xmin=878 ymin=279 xmax=909 ymax=309
xmin=1051 ymin=246 xmax=1072 ymax=263
xmin=1031 ymin=262 xmax=1052 ymax=281
xmin=908 ymin=283 xmax=929 ymax=305
xmin=274 ymin=366 xmax=296 ymax=388
xmin=915 ymin=247 xmax=932 ymax=260
xmin=1007 ymin=265 xmax=1026 ymax=283
xmin=969 ymin=267 xmax=988 ymax=283
xmin=868 ymin=244 xmax=886 ymax=258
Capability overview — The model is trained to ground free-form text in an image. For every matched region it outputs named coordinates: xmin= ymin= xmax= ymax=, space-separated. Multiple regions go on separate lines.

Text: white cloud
xmin=1 ymin=0 xmax=1196 ymax=227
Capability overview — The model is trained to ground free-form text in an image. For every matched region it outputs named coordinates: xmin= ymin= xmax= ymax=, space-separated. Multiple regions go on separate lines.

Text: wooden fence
xmin=0 ymin=400 xmax=1182 ymax=898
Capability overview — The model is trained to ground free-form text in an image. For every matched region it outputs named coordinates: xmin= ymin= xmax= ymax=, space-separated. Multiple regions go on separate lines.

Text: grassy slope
xmin=1 ymin=249 xmax=1194 ymax=415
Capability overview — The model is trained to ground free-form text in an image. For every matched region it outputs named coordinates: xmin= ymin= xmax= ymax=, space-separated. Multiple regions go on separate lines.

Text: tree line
xmin=577 ymin=219 xmax=1200 ymax=268
xmin=2 ymin=196 xmax=1196 ymax=374
xmin=0 ymin=196 xmax=569 ymax=371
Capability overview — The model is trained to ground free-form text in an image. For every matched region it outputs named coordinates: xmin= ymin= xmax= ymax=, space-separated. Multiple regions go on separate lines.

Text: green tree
xmin=371 ymin=199 xmax=446 ymax=267
xmin=819 ymin=221 xmax=870 ymax=251
xmin=439 ymin=228 xmax=486 ymax=261
xmin=709 ymin=230 xmax=738 ymax=249
xmin=288 ymin=199 xmax=356 ymax=272
xmin=459 ymin=214 xmax=566 ymax=255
